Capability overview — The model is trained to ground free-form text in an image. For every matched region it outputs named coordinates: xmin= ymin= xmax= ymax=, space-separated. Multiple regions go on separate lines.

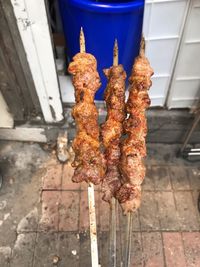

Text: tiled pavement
xmin=0 ymin=142 xmax=200 ymax=267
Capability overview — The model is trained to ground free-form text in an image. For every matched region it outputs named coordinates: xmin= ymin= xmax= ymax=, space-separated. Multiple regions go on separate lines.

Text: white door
xmin=11 ymin=0 xmax=63 ymax=123
xmin=167 ymin=0 xmax=200 ymax=108
xmin=143 ymin=0 xmax=189 ymax=107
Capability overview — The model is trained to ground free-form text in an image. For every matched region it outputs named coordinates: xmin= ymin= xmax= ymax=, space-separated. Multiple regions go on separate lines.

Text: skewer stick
xmin=80 ymin=27 xmax=86 ymax=53
xmin=124 ymin=212 xmax=133 ymax=267
xmin=113 ymin=39 xmax=118 ymax=66
xmin=79 ymin=27 xmax=99 ymax=267
xmin=139 ymin=35 xmax=145 ymax=57
xmin=109 ymin=39 xmax=119 ymax=267
xmin=88 ymin=182 xmax=99 ymax=267
xmin=109 ymin=197 xmax=117 ymax=267
xmin=124 ymin=37 xmax=145 ymax=267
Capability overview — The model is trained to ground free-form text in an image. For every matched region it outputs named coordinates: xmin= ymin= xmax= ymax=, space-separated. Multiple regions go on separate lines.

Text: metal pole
xmin=109 ymin=197 xmax=117 ymax=267
xmin=180 ymin=109 xmax=200 ymax=153
xmin=124 ymin=212 xmax=133 ymax=267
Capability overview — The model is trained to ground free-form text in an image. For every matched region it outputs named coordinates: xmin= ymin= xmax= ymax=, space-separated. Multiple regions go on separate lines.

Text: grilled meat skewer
xmin=68 ymin=52 xmax=105 ymax=185
xmin=116 ymin=38 xmax=154 ymax=214
xmin=101 ymin=64 xmax=126 ymax=202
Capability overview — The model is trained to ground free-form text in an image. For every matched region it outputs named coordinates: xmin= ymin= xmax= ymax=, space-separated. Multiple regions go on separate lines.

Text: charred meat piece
xmin=68 ymin=53 xmax=105 ymax=185
xmin=101 ymin=65 xmax=126 ymax=202
xmin=116 ymin=39 xmax=154 ymax=214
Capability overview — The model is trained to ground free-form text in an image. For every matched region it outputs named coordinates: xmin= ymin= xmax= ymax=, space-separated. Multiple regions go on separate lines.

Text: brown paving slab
xmin=0 ymin=194 xmax=20 ymax=247
xmin=156 ymin=191 xmax=179 ymax=230
xmin=142 ymin=165 xmax=155 ymax=190
xmin=191 ymin=190 xmax=200 ymax=224
xmin=116 ymin=231 xmax=123 ymax=267
xmin=0 ymin=247 xmax=11 ymax=267
xmin=58 ymin=232 xmax=80 ymax=267
xmin=187 ymin=167 xmax=200 ymax=190
xmin=10 ymin=233 xmax=36 ymax=267
xmin=182 ymin=232 xmax=200 ymax=267
xmin=99 ymin=232 xmax=109 ymax=267
xmin=99 ymin=197 xmax=110 ymax=231
xmin=17 ymin=207 xmax=39 ymax=233
xmin=152 ymin=166 xmax=171 ymax=190
xmin=62 ymin=163 xmax=80 ymax=190
xmin=132 ymin=211 xmax=140 ymax=232
xmin=42 ymin=164 xmax=62 ymax=190
xmin=79 ymin=231 xmax=91 ymax=267
xmin=79 ymin=191 xmax=89 ymax=231
xmin=39 ymin=191 xmax=61 ymax=231
xmin=142 ymin=232 xmax=165 ymax=267
xmin=33 ymin=233 xmax=59 ymax=267
xmin=130 ymin=233 xmax=143 ymax=267
xmin=59 ymin=191 xmax=79 ymax=231
xmin=95 ymin=184 xmax=101 ymax=191
xmin=81 ymin=182 xmax=88 ymax=190
xmin=192 ymin=190 xmax=200 ymax=205
xmin=95 ymin=190 xmax=100 ymax=230
xmin=139 ymin=192 xmax=160 ymax=231
xmin=169 ymin=166 xmax=190 ymax=190
xmin=163 ymin=232 xmax=187 ymax=267
xmin=174 ymin=191 xmax=199 ymax=231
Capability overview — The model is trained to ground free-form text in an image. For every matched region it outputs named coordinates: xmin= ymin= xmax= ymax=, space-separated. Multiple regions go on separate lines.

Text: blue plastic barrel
xmin=59 ymin=0 xmax=145 ymax=100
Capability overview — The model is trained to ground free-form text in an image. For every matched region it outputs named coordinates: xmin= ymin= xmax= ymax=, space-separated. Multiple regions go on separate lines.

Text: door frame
xmin=10 ymin=0 xmax=63 ymax=123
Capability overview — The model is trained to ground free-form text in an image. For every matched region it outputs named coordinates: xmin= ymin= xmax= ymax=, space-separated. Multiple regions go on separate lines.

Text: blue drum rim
xmin=63 ymin=0 xmax=144 ymax=13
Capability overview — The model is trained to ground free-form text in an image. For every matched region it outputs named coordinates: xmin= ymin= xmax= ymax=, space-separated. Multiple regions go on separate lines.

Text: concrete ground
xmin=0 ymin=141 xmax=199 ymax=267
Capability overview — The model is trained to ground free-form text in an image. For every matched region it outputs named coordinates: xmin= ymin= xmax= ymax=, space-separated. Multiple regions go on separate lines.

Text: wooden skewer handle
xmin=113 ymin=39 xmax=118 ymax=66
xmin=88 ymin=183 xmax=99 ymax=267
xmin=124 ymin=212 xmax=133 ymax=267
xmin=109 ymin=197 xmax=117 ymax=267
xmin=80 ymin=27 xmax=86 ymax=53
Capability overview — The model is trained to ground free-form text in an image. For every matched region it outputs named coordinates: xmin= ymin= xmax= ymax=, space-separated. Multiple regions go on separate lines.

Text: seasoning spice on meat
xmin=68 ymin=53 xmax=105 ymax=185
xmin=101 ymin=64 xmax=126 ymax=202
xmin=116 ymin=38 xmax=154 ymax=214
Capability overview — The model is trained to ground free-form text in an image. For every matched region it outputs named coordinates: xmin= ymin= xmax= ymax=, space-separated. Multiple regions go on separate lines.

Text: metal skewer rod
xmin=109 ymin=197 xmax=117 ymax=267
xmin=80 ymin=27 xmax=99 ymax=267
xmin=139 ymin=35 xmax=145 ymax=57
xmin=124 ymin=212 xmax=133 ymax=267
xmin=80 ymin=27 xmax=86 ymax=53
xmin=113 ymin=39 xmax=118 ymax=66
xmin=108 ymin=39 xmax=119 ymax=267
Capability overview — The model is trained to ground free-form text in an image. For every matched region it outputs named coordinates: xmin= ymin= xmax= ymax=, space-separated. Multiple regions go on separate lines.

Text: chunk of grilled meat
xmin=101 ymin=65 xmax=126 ymax=202
xmin=116 ymin=39 xmax=154 ymax=214
xmin=68 ymin=53 xmax=105 ymax=185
